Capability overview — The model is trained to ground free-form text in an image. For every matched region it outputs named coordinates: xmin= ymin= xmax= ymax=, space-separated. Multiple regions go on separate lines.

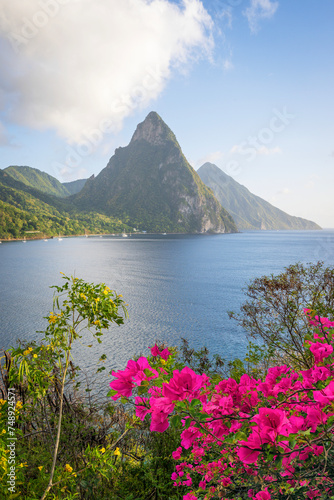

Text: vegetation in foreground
xmin=1 ymin=262 xmax=334 ymax=499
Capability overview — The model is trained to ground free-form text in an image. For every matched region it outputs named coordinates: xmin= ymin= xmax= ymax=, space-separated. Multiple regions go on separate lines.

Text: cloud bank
xmin=243 ymin=0 xmax=279 ymax=33
xmin=0 ymin=0 xmax=213 ymax=143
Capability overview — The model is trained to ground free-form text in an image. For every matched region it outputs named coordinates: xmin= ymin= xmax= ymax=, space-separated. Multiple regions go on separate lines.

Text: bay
xmin=1 ymin=230 xmax=334 ymax=383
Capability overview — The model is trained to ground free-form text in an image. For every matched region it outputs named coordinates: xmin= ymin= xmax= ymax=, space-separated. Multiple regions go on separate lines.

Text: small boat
xmin=162 ymin=233 xmax=167 ymax=235
xmin=122 ymin=233 xmax=128 ymax=238
xmin=58 ymin=233 xmax=63 ymax=241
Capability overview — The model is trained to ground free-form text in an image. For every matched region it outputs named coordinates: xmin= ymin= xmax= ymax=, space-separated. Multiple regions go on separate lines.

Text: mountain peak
xmin=130 ymin=111 xmax=176 ymax=146
xmin=198 ymin=163 xmax=321 ymax=231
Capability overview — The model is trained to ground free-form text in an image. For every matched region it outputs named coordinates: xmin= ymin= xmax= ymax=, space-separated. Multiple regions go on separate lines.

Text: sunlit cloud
xmin=243 ymin=0 xmax=279 ymax=33
xmin=0 ymin=0 xmax=213 ymax=143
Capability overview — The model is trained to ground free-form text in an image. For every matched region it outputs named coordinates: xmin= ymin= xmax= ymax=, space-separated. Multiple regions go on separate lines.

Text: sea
xmin=1 ymin=230 xmax=334 ymax=387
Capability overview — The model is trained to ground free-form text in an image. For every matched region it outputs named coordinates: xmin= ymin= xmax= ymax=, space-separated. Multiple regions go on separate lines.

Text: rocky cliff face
xmin=198 ymin=162 xmax=321 ymax=231
xmin=74 ymin=112 xmax=237 ymax=234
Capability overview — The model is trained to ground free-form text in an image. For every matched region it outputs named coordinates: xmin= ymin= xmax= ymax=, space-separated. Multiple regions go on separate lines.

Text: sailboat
xmin=58 ymin=233 xmax=63 ymax=241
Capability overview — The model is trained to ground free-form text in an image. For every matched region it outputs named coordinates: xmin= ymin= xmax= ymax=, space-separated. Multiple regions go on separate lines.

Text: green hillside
xmin=0 ymin=171 xmax=131 ymax=239
xmin=4 ymin=165 xmax=71 ymax=197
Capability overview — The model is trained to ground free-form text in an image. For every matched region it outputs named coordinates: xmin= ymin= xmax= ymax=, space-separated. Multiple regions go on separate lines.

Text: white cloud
xmin=0 ymin=0 xmax=213 ymax=143
xmin=243 ymin=0 xmax=279 ymax=33
xmin=223 ymin=58 xmax=233 ymax=71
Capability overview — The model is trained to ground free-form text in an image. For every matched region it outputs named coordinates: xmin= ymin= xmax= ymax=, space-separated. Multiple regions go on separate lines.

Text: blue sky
xmin=0 ymin=0 xmax=333 ymax=226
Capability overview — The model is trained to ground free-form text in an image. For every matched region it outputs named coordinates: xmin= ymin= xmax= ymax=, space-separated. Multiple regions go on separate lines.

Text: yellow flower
xmin=33 ymin=354 xmax=38 ymax=358
xmin=64 ymin=464 xmax=73 ymax=473
xmin=94 ymin=297 xmax=100 ymax=302
xmin=80 ymin=293 xmax=87 ymax=300
xmin=48 ymin=312 xmax=57 ymax=324
xmin=94 ymin=320 xmax=101 ymax=326
xmin=114 ymin=447 xmax=121 ymax=456
xmin=118 ymin=294 xmax=123 ymax=298
xmin=100 ymin=447 xmax=106 ymax=454
xmin=19 ymin=462 xmax=28 ymax=468
xmin=28 ymin=347 xmax=33 ymax=352
xmin=160 ymin=359 xmax=166 ymax=365
xmin=38 ymin=466 xmax=43 ymax=471
xmin=16 ymin=402 xmax=23 ymax=410
xmin=23 ymin=350 xmax=30 ymax=356
xmin=0 ymin=399 xmax=6 ymax=406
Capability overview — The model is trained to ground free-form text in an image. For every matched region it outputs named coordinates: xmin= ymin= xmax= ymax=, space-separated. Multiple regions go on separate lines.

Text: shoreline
xmin=0 ymin=227 xmax=326 ymax=243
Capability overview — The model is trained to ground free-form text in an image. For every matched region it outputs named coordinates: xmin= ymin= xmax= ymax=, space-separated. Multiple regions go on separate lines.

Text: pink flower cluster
xmin=109 ymin=314 xmax=334 ymax=499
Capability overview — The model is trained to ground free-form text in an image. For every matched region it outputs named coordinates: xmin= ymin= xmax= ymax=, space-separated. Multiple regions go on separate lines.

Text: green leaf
xmin=170 ymin=415 xmax=182 ymax=427
xmin=107 ymin=389 xmax=118 ymax=398
xmin=137 ymin=385 xmax=148 ymax=396
xmin=190 ymin=398 xmax=200 ymax=408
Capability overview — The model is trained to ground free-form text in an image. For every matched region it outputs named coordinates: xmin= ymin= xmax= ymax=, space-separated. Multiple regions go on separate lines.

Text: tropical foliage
xmin=1 ymin=263 xmax=334 ymax=499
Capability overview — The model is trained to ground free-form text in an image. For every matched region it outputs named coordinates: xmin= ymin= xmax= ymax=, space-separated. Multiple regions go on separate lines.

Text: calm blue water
xmin=1 ymin=230 xmax=334 ymax=380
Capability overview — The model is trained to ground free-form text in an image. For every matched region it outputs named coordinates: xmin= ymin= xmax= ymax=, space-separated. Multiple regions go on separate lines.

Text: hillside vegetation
xmin=0 ymin=170 xmax=130 ymax=239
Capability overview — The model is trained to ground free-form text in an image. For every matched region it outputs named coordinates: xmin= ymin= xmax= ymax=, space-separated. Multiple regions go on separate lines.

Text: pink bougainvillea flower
xmin=109 ymin=372 xmax=135 ymax=399
xmin=306 ymin=406 xmax=327 ymax=432
xmin=252 ymin=487 xmax=271 ymax=499
xmin=309 ymin=342 xmax=333 ymax=364
xmin=172 ymin=447 xmax=182 ymax=460
xmin=150 ymin=343 xmax=171 ymax=360
xmin=150 ymin=344 xmax=160 ymax=356
xmin=183 ymin=493 xmax=197 ymax=500
xmin=162 ymin=366 xmax=204 ymax=402
xmin=149 ymin=396 xmax=175 ymax=432
xmin=181 ymin=426 xmax=202 ymax=449
xmin=307 ymin=489 xmax=322 ymax=499
xmin=237 ymin=445 xmax=260 ymax=464
xmin=132 ymin=357 xmax=159 ymax=384
xmin=313 ymin=380 xmax=334 ymax=406
xmin=254 ymin=407 xmax=289 ymax=434
xmin=134 ymin=396 xmax=150 ymax=421
xmin=110 ymin=357 xmax=158 ymax=400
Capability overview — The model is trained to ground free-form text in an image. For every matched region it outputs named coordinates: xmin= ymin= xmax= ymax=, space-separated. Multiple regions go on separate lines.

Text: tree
xmin=229 ymin=261 xmax=334 ymax=371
